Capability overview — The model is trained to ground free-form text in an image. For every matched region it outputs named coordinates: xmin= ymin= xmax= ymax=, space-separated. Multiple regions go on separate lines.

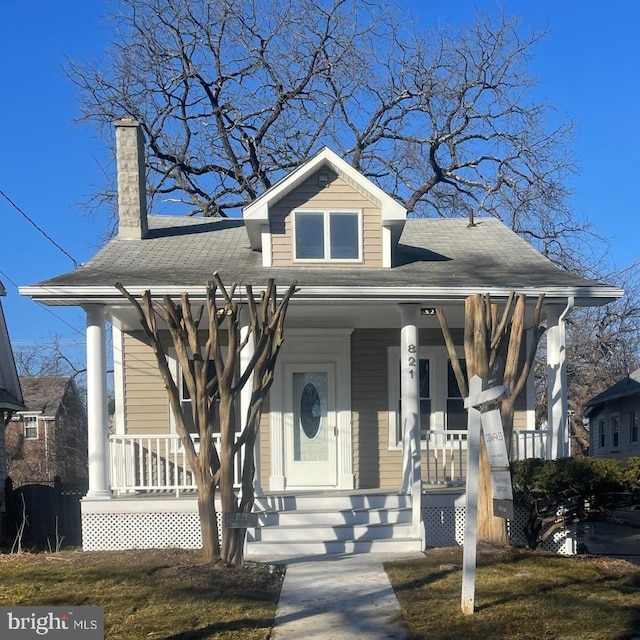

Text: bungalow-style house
xmin=584 ymin=368 xmax=640 ymax=461
xmin=0 ymin=283 xmax=26 ymax=538
xmin=21 ymin=120 xmax=623 ymax=554
xmin=5 ymin=376 xmax=88 ymax=487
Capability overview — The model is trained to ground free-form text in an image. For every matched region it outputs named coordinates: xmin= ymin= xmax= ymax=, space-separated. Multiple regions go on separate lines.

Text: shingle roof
xmin=19 ymin=376 xmax=71 ymax=416
xmin=585 ymin=368 xmax=640 ymax=408
xmin=35 ymin=215 xmax=604 ymax=291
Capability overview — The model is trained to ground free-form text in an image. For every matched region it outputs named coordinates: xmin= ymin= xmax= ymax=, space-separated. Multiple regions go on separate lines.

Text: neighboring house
xmin=584 ymin=368 xmax=640 ymax=461
xmin=20 ymin=120 xmax=623 ymax=554
xmin=6 ymin=376 xmax=88 ymax=487
xmin=0 ymin=283 xmax=26 ymax=533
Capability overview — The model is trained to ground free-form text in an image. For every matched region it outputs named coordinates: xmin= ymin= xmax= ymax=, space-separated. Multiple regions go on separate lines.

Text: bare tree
xmin=67 ymin=0 xmax=583 ymax=266
xmin=14 ymin=335 xmax=86 ymax=381
xmin=117 ymin=275 xmax=296 ymax=564
xmin=438 ymin=293 xmax=544 ymax=545
xmin=534 ymin=261 xmax=640 ymax=454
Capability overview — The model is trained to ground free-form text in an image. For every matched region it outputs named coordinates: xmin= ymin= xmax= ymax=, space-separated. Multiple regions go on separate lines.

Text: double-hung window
xmin=294 ymin=210 xmax=361 ymax=261
xmin=631 ymin=411 xmax=639 ymax=444
xmin=610 ymin=414 xmax=620 ymax=450
xmin=598 ymin=419 xmax=606 ymax=449
xmin=24 ymin=415 xmax=38 ymax=440
xmin=388 ymin=347 xmax=467 ymax=448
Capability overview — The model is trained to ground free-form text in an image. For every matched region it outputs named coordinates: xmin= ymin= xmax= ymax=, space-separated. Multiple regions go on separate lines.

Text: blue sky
xmin=1 ymin=0 xmax=638 ymax=363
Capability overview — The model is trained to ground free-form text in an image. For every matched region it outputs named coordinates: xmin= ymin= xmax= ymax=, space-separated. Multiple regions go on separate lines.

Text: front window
xmin=446 ymin=359 xmax=467 ymax=430
xmin=599 ymin=419 xmax=606 ymax=448
xmin=294 ymin=210 xmax=361 ymax=261
xmin=631 ymin=411 xmax=639 ymax=444
xmin=611 ymin=414 xmax=620 ymax=450
xmin=24 ymin=416 xmax=38 ymax=440
xmin=388 ymin=347 xmax=466 ymax=448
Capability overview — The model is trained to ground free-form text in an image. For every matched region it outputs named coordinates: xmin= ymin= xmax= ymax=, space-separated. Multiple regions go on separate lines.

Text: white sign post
xmin=461 ymin=376 xmax=509 ymax=615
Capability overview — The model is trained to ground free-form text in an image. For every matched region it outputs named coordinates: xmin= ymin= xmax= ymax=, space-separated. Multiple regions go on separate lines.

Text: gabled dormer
xmin=243 ymin=148 xmax=407 ymax=268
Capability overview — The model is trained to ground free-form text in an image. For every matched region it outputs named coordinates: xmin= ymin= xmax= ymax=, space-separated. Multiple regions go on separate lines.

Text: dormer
xmin=243 ymin=148 xmax=407 ymax=268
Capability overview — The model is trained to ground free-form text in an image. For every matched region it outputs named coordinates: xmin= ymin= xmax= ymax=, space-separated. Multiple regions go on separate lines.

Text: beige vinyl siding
xmin=270 ymin=169 xmax=383 ymax=267
xmin=352 ymin=329 xmax=395 ymax=489
xmin=123 ymin=332 xmax=170 ymax=435
xmin=259 ymin=395 xmax=271 ymax=482
xmin=351 ymin=327 xmax=531 ymax=489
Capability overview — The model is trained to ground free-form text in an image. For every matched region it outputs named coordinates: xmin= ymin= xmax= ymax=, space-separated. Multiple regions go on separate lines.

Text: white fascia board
xmin=20 ymin=283 xmax=625 ymax=307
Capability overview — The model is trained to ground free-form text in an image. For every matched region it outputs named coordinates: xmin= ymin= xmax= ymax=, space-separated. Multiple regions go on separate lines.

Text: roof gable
xmin=243 ymin=147 xmax=407 ymax=251
xmin=586 ymin=368 xmax=640 ymax=408
xmin=19 ymin=376 xmax=73 ymax=416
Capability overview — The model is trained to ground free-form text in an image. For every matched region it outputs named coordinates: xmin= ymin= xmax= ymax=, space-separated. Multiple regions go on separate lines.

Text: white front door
xmin=284 ymin=363 xmax=337 ymax=487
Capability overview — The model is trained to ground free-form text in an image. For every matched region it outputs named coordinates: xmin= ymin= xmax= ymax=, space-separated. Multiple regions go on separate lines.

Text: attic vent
xmin=318 ymin=173 xmax=328 ymax=188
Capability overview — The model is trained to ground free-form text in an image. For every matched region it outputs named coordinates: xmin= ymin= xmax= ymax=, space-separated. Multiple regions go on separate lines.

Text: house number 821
xmin=407 ymin=344 xmax=417 ymax=377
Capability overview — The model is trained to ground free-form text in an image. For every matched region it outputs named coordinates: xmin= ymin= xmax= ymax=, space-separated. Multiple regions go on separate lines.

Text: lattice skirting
xmin=81 ymin=500 xmax=576 ymax=555
xmin=82 ymin=511 xmax=222 ymax=551
xmin=423 ymin=504 xmax=577 ymax=555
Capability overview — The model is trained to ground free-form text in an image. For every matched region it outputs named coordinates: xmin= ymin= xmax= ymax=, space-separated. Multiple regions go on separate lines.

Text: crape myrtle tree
xmin=438 ymin=293 xmax=545 ymax=545
xmin=116 ymin=275 xmax=297 ymax=565
xmin=67 ymin=0 xmax=584 ymax=268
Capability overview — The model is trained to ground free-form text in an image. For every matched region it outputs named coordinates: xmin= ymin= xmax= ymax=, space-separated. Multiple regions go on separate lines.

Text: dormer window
xmin=294 ymin=210 xmax=361 ymax=261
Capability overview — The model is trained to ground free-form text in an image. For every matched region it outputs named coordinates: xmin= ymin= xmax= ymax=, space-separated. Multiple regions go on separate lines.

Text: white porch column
xmin=399 ymin=304 xmax=422 ymax=507
xmin=240 ymin=318 xmax=261 ymax=494
xmin=85 ymin=305 xmax=111 ymax=498
xmin=546 ymin=300 xmax=573 ymax=459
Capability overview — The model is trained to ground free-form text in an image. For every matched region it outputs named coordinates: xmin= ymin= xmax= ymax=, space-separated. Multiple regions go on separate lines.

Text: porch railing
xmin=423 ymin=428 xmax=550 ymax=485
xmin=108 ymin=429 xmax=548 ymax=494
xmin=109 ymin=434 xmax=244 ymax=497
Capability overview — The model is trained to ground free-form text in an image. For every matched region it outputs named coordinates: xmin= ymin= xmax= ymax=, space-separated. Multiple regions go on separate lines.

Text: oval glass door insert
xmin=300 ymin=382 xmax=321 ymax=439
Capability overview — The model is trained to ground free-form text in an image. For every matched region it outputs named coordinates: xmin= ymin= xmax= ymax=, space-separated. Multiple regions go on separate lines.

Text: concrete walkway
xmin=267 ymin=554 xmax=419 ymax=639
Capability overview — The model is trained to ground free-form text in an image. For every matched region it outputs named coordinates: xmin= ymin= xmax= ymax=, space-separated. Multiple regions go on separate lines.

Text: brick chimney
xmin=114 ymin=119 xmax=148 ymax=240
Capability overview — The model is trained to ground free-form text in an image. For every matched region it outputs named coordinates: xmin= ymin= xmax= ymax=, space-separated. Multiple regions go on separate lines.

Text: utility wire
xmin=0 ymin=189 xmax=78 ymax=267
xmin=0 ymin=268 xmax=84 ymax=337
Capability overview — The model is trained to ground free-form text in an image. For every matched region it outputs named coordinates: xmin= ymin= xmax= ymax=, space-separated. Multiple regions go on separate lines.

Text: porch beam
xmin=85 ymin=304 xmax=111 ymax=498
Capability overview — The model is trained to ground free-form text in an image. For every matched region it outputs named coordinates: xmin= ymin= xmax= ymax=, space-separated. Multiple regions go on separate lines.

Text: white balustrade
xmin=109 ymin=434 xmax=244 ymax=496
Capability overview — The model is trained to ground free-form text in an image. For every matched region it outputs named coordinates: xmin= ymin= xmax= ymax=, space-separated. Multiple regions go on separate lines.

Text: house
xmin=0 ymin=283 xmax=26 ymax=538
xmin=20 ymin=120 xmax=623 ymax=554
xmin=5 ymin=376 xmax=88 ymax=487
xmin=584 ymin=368 xmax=640 ymax=461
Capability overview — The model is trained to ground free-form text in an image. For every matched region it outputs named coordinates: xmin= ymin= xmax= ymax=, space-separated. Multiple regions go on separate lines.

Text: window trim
xmin=610 ymin=412 xmax=620 ymax=451
xmin=598 ymin=418 xmax=606 ymax=449
xmin=23 ymin=415 xmax=39 ymax=440
xmin=292 ymin=209 xmax=363 ymax=263
xmin=631 ymin=411 xmax=639 ymax=445
xmin=387 ymin=345 xmax=465 ymax=450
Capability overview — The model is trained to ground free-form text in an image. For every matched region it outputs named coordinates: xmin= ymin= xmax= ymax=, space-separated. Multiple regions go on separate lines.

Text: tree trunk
xmin=197 ymin=476 xmax=220 ymax=563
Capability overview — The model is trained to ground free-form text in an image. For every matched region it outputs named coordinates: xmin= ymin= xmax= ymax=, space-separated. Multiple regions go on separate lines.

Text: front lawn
xmin=0 ymin=548 xmax=283 ymax=640
xmin=386 ymin=547 xmax=640 ymax=640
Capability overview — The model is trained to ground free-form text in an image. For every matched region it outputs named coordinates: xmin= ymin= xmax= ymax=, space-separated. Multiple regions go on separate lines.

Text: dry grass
xmin=386 ymin=547 xmax=640 ymax=640
xmin=0 ymin=548 xmax=283 ymax=639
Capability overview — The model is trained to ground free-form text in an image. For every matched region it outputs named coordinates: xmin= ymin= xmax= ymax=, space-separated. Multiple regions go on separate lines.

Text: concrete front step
xmin=257 ymin=506 xmax=412 ymax=527
xmin=249 ymin=522 xmax=414 ymax=543
xmin=246 ymin=537 xmax=423 ymax=556
xmin=253 ymin=492 xmax=411 ymax=512
xmin=246 ymin=492 xmax=421 ymax=555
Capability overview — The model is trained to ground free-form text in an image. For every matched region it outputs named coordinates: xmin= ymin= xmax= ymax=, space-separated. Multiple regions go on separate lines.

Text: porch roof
xmin=22 ymin=215 xmax=620 ymax=305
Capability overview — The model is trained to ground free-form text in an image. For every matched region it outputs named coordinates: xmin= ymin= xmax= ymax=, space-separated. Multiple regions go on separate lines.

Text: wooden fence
xmin=3 ymin=477 xmax=86 ymax=549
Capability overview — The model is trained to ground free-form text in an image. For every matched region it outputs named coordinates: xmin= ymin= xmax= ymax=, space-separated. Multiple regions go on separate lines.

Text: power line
xmin=0 ymin=189 xmax=78 ymax=267
xmin=0 ymin=269 xmax=84 ymax=337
